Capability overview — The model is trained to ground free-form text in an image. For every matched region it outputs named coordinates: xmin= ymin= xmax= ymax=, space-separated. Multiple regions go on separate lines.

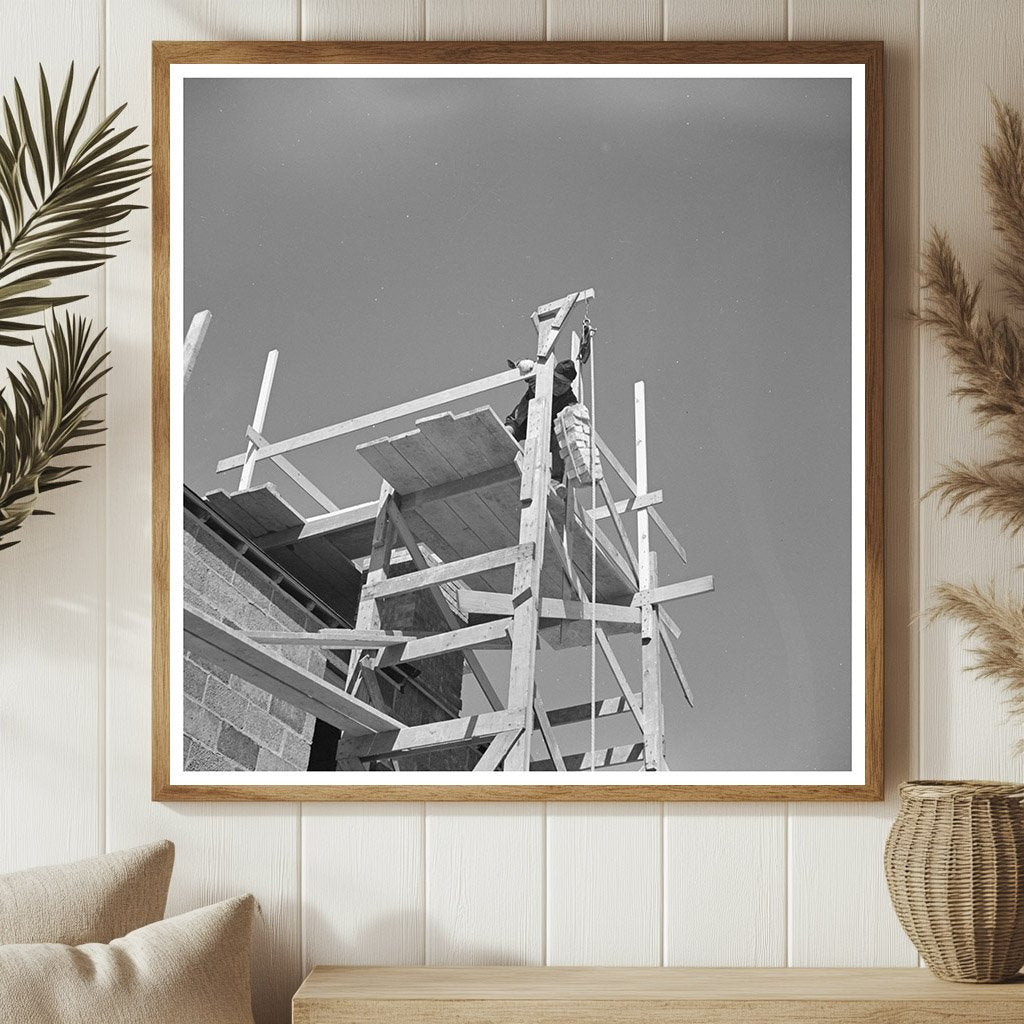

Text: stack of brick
xmin=554 ymin=403 xmax=602 ymax=484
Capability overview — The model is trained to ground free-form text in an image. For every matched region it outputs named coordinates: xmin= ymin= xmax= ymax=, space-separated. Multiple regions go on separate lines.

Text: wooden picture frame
xmin=153 ymin=41 xmax=883 ymax=801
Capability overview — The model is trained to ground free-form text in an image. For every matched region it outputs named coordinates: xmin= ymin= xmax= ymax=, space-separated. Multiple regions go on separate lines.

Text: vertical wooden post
xmin=504 ymin=353 xmax=555 ymax=771
xmin=345 ymin=481 xmax=396 ymax=692
xmin=238 ymin=349 xmax=279 ymax=491
xmin=182 ymin=309 xmax=211 ymax=389
xmin=635 ymin=381 xmax=663 ymax=770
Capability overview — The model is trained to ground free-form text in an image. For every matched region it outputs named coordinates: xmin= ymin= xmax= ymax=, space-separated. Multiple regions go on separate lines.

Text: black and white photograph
xmin=161 ymin=50 xmax=879 ymax=797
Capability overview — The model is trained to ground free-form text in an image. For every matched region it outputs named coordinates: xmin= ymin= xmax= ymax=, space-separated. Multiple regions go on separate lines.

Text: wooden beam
xmin=346 ymin=483 xmax=395 ymax=692
xmin=182 ymin=309 xmax=211 ymax=388
xmin=594 ymin=631 xmax=645 ymax=732
xmin=183 ymin=605 xmax=400 ymax=736
xmin=505 ymin=353 xmax=556 ymax=770
xmin=456 ymin=589 xmax=642 ymax=627
xmin=396 ymin=463 xmax=519 ymax=512
xmin=659 ymin=619 xmax=695 ymax=709
xmin=474 ymin=730 xmax=522 ymax=771
xmin=636 ymin=385 xmax=664 ymax=773
xmin=586 ymin=490 xmax=663 ymax=522
xmin=387 ymin=499 xmax=505 ymax=713
xmin=594 ymin=429 xmax=688 ymax=565
xmin=533 ymin=695 xmax=566 ymax=771
xmin=259 ymin=499 xmax=380 ymax=550
xmin=375 ymin=618 xmax=514 ymax=668
xmin=596 ymin=475 xmax=641 ymax=584
xmin=238 ymin=349 xmax=278 ymax=491
xmin=534 ymin=743 xmax=645 ymax=772
xmin=216 ymin=364 xmax=538 ymax=473
xmin=244 ymin=628 xmax=432 ymax=648
xmin=245 ymin=426 xmax=339 ymax=513
xmin=363 ymin=544 xmax=532 ymax=601
xmin=632 ymin=575 xmax=715 ymax=607
xmin=339 ymin=707 xmax=525 ymax=760
xmin=341 ymin=693 xmax=636 ymax=762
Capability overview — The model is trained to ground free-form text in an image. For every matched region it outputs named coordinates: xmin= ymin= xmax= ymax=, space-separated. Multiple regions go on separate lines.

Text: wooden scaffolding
xmin=191 ymin=289 xmax=714 ymax=772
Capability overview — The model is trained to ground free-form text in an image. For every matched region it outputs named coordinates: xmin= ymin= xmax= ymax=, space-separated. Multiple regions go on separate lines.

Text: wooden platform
xmin=293 ymin=966 xmax=1024 ymax=1023
xmin=203 ymin=482 xmax=364 ymax=618
xmin=357 ymin=406 xmax=639 ymax=649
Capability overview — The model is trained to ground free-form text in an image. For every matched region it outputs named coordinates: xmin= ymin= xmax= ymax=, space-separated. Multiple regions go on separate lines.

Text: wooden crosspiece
xmin=197 ymin=288 xmax=716 ymax=773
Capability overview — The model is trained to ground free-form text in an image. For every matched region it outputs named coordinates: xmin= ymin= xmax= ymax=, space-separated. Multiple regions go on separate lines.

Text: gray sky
xmin=183 ymin=75 xmax=853 ymax=771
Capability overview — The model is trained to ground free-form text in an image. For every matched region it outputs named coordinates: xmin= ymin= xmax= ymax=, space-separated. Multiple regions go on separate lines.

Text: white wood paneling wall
xmin=3 ymin=3 xmax=1023 ymax=1022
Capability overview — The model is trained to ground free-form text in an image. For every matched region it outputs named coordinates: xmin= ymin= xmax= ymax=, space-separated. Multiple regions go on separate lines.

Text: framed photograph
xmin=153 ymin=41 xmax=883 ymax=801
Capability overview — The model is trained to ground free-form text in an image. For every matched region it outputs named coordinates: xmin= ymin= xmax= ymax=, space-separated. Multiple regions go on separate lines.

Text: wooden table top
xmin=295 ymin=965 xmax=1024 ymax=1002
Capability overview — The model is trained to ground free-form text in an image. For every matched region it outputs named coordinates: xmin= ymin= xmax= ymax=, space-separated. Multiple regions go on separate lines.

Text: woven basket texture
xmin=884 ymin=780 xmax=1024 ymax=982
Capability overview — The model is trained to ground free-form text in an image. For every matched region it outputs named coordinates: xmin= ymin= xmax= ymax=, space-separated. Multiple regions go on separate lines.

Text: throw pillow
xmin=0 ymin=840 xmax=174 ymax=945
xmin=0 ymin=893 xmax=256 ymax=1024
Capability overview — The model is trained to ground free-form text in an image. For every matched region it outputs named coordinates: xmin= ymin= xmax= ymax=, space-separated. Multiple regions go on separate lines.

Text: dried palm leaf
xmin=0 ymin=313 xmax=109 ymax=549
xmin=0 ymin=64 xmax=148 ymax=346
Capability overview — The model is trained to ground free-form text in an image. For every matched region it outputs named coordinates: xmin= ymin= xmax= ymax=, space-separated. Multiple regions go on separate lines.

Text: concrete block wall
xmin=183 ymin=507 xmax=324 ymax=771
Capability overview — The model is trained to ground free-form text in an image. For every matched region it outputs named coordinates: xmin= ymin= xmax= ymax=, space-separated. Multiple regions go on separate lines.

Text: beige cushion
xmin=0 ymin=840 xmax=174 ymax=945
xmin=0 ymin=894 xmax=256 ymax=1024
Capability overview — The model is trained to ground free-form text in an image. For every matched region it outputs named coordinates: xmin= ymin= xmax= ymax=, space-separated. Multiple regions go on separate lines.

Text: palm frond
xmin=0 ymin=64 xmax=148 ymax=346
xmin=0 ymin=312 xmax=109 ymax=548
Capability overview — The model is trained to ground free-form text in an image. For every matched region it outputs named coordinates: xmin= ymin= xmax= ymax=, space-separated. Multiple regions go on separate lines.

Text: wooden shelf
xmin=293 ymin=966 xmax=1024 ymax=1023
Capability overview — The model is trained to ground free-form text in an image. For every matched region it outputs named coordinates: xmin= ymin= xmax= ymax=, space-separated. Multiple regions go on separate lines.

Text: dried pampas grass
xmin=921 ymin=99 xmax=1024 ymax=738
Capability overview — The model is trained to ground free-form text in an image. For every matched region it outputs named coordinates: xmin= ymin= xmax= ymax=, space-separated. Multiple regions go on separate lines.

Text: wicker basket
xmin=884 ymin=780 xmax=1024 ymax=982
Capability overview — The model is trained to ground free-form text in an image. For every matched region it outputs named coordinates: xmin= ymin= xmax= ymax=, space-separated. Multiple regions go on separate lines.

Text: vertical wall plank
xmin=427 ymin=0 xmax=543 ymax=40
xmin=547 ymin=804 xmax=661 ymax=964
xmin=665 ymin=805 xmax=786 ymax=966
xmin=919 ymin=0 xmax=1024 ymax=778
xmin=303 ymin=804 xmax=425 ymax=969
xmin=664 ymin=0 xmax=786 ymax=39
xmin=787 ymin=0 xmax=920 ymax=967
xmin=303 ymin=0 xmax=424 ymax=39
xmin=0 ymin=0 xmax=106 ymax=875
xmin=547 ymin=1 xmax=662 ymax=41
xmin=425 ymin=804 xmax=544 ymax=964
xmin=297 ymin=3 xmax=428 ymax=992
xmin=662 ymin=0 xmax=788 ymax=970
xmin=104 ymin=4 xmax=301 ymax=1023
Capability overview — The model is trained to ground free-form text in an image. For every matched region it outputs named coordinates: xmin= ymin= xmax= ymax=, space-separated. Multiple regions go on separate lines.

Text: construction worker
xmin=504 ymin=358 xmax=578 ymax=480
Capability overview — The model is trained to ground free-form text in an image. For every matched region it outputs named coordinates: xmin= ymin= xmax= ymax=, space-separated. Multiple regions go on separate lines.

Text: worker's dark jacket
xmin=505 ymin=384 xmax=577 ymax=479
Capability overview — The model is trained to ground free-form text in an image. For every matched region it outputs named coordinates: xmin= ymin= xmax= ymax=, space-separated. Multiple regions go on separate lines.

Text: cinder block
xmin=183 ymin=657 xmax=209 ymax=700
xmin=203 ymin=676 xmax=253 ymax=733
xmin=184 ymin=695 xmax=222 ymax=750
xmin=185 ymin=743 xmax=239 ymax=772
xmin=242 ymin=704 xmax=286 ymax=752
xmin=269 ymin=695 xmax=310 ymax=734
xmin=226 ymin=672 xmax=273 ymax=710
xmin=278 ymin=727 xmax=312 ymax=770
xmin=255 ymin=747 xmax=295 ymax=772
xmin=217 ymin=724 xmax=259 ymax=770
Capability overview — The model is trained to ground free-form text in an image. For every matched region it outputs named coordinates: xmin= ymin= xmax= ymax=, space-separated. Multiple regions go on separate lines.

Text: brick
xmin=256 ymin=748 xmax=296 ymax=772
xmin=203 ymin=676 xmax=253 ymax=733
xmin=186 ymin=743 xmax=239 ymax=772
xmin=217 ymin=725 xmax=259 ymax=770
xmin=241 ymin=705 xmax=286 ymax=752
xmin=184 ymin=696 xmax=222 ymax=750
xmin=226 ymin=672 xmax=272 ymax=711
xmin=183 ymin=657 xmax=209 ymax=700
xmin=269 ymin=696 xmax=309 ymax=734
xmin=278 ymin=727 xmax=312 ymax=770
